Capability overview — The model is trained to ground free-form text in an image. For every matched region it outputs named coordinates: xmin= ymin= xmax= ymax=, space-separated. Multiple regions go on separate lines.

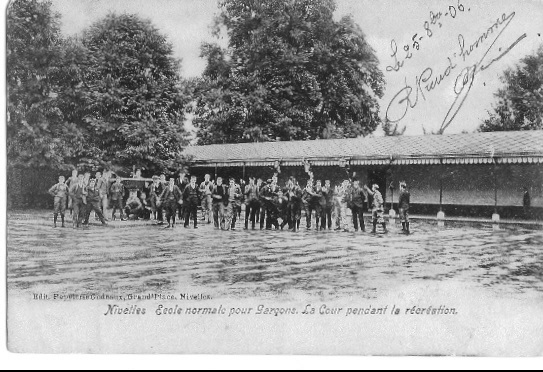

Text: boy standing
xmin=321 ymin=180 xmax=334 ymax=230
xmin=48 ymin=176 xmax=69 ymax=228
xmin=183 ymin=176 xmax=201 ymax=229
xmin=199 ymin=174 xmax=214 ymax=224
xmin=225 ymin=178 xmax=242 ymax=231
xmin=159 ymin=178 xmax=183 ymax=228
xmin=350 ymin=180 xmax=367 ymax=232
xmin=66 ymin=169 xmax=79 ymax=215
xmin=398 ymin=181 xmax=411 ymax=234
xmin=244 ymin=177 xmax=261 ymax=230
xmin=149 ymin=176 xmax=165 ymax=224
xmin=96 ymin=171 xmax=109 ymax=218
xmin=109 ymin=176 xmax=126 ymax=221
xmin=175 ymin=172 xmax=190 ymax=221
xmin=69 ymin=174 xmax=87 ymax=228
xmin=212 ymin=177 xmax=227 ymax=229
xmin=83 ymin=179 xmax=108 ymax=226
xmin=365 ymin=184 xmax=388 ymax=234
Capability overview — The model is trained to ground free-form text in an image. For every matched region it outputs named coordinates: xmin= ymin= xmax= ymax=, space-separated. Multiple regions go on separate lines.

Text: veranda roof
xmin=183 ymin=130 xmax=543 ymax=167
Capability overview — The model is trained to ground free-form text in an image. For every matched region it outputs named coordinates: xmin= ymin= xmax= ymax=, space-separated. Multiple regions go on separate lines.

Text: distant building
xmin=184 ymin=131 xmax=543 ymax=220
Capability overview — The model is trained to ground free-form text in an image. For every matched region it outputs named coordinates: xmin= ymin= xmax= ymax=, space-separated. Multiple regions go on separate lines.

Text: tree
xmin=480 ymin=45 xmax=543 ymax=132
xmin=69 ymin=13 xmax=191 ymax=173
xmin=193 ymin=0 xmax=385 ymax=145
xmin=7 ymin=0 xmax=70 ymax=169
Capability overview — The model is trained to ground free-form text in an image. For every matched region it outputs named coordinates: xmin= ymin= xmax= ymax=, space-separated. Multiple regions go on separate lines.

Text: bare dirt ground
xmin=7 ymin=211 xmax=543 ymax=302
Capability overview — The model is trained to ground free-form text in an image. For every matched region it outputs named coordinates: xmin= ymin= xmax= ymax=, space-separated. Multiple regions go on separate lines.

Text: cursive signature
xmin=385 ymin=11 xmax=527 ymax=133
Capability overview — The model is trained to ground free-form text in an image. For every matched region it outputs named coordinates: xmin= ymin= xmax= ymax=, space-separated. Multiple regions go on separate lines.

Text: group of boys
xmin=198 ymin=174 xmax=411 ymax=234
xmin=48 ymin=170 xmax=111 ymax=228
xmin=49 ymin=170 xmax=411 ymax=234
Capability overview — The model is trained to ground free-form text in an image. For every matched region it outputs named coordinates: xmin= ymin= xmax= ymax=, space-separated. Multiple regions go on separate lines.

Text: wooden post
xmin=243 ymin=163 xmax=246 ymax=181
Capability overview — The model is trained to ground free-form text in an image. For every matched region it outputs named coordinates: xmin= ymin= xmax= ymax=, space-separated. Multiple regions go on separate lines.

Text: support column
xmin=492 ymin=160 xmax=500 ymax=230
xmin=437 ymin=172 xmax=445 ymax=228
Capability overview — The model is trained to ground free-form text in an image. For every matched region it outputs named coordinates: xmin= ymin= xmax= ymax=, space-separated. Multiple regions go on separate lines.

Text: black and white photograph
xmin=5 ymin=0 xmax=543 ymax=356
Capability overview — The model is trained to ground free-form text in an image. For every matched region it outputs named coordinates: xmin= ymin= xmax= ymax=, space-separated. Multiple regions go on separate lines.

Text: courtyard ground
xmin=7 ymin=210 xmax=543 ymax=302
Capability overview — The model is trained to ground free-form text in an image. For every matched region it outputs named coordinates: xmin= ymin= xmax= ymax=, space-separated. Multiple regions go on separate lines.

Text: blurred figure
xmin=365 ymin=184 xmax=387 ymax=234
xmin=244 ymin=177 xmax=260 ymax=230
xmin=399 ymin=181 xmax=411 ymax=234
xmin=48 ymin=175 xmax=68 ymax=228
xmin=199 ymin=174 xmax=214 ymax=224
xmin=125 ymin=191 xmax=143 ymax=220
xmin=83 ymin=179 xmax=108 ymax=226
xmin=159 ymin=178 xmax=183 ymax=229
xmin=350 ymin=180 xmax=367 ymax=232
xmin=69 ymin=174 xmax=87 ymax=228
xmin=183 ymin=176 xmax=202 ymax=229
xmin=523 ymin=187 xmax=531 ymax=219
xmin=109 ymin=176 xmax=126 ymax=221
xmin=212 ymin=177 xmax=227 ymax=229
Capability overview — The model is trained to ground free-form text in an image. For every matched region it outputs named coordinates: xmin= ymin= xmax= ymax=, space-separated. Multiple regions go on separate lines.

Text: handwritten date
xmin=386 ymin=0 xmax=470 ymax=73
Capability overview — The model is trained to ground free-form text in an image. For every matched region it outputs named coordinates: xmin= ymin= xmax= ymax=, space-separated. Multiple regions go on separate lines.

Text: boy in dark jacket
xmin=350 ymin=180 xmax=367 ymax=232
xmin=160 ymin=178 xmax=183 ymax=228
xmin=212 ymin=177 xmax=227 ymax=229
xmin=398 ymin=181 xmax=411 ymax=234
xmin=183 ymin=176 xmax=201 ymax=228
xmin=109 ymin=176 xmax=126 ymax=221
xmin=83 ymin=179 xmax=108 ymax=226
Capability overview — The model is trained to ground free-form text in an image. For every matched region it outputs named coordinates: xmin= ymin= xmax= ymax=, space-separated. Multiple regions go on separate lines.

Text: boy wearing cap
xmin=321 ymin=180 xmax=334 ymax=230
xmin=398 ymin=181 xmax=411 ymax=234
xmin=48 ymin=175 xmax=69 ymax=228
xmin=66 ymin=169 xmax=79 ymax=215
xmin=212 ymin=177 xmax=227 ymax=229
xmin=199 ymin=174 xmax=214 ymax=224
xmin=159 ymin=178 xmax=183 ymax=228
xmin=350 ymin=180 xmax=367 ymax=232
xmin=109 ymin=176 xmax=126 ymax=221
xmin=365 ymin=184 xmax=388 ymax=234
xmin=83 ymin=179 xmax=108 ymax=226
xmin=69 ymin=174 xmax=87 ymax=228
xmin=287 ymin=177 xmax=303 ymax=232
xmin=149 ymin=175 xmax=165 ymax=224
xmin=175 ymin=172 xmax=190 ymax=221
xmin=225 ymin=178 xmax=243 ymax=231
xmin=183 ymin=176 xmax=202 ymax=228
xmin=244 ymin=177 xmax=261 ymax=230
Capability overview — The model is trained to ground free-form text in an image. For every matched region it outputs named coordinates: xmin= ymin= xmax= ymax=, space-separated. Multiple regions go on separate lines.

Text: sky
xmin=48 ymin=0 xmax=543 ymax=136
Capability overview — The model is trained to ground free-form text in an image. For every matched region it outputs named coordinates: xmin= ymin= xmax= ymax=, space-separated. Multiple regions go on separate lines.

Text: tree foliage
xmin=7 ymin=0 xmax=67 ymax=168
xmin=8 ymin=1 xmax=190 ymax=173
xmin=193 ymin=0 xmax=385 ymax=144
xmin=480 ymin=45 xmax=543 ymax=132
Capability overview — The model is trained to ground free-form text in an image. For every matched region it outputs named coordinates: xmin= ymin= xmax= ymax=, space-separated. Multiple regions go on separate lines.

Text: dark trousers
xmin=212 ymin=203 xmax=224 ymax=228
xmin=83 ymin=201 xmax=107 ymax=225
xmin=290 ymin=203 xmax=302 ymax=230
xmin=245 ymin=200 xmax=261 ymax=229
xmin=125 ymin=206 xmax=142 ymax=220
xmin=72 ymin=199 xmax=85 ymax=227
xmin=321 ymin=205 xmax=332 ymax=230
xmin=185 ymin=203 xmax=198 ymax=227
xmin=163 ymin=201 xmax=178 ymax=225
xmin=111 ymin=199 xmax=124 ymax=219
xmin=259 ymin=207 xmax=268 ymax=229
xmin=351 ymin=205 xmax=365 ymax=231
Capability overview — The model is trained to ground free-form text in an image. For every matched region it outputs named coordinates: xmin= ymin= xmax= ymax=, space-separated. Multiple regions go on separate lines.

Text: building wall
xmin=188 ymin=163 xmax=542 ymax=219
xmin=385 ymin=164 xmax=543 ymax=208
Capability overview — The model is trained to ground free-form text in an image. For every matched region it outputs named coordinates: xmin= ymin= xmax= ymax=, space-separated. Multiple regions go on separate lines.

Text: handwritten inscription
xmin=385 ymin=11 xmax=527 ymax=133
xmin=386 ymin=0 xmax=471 ymax=73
